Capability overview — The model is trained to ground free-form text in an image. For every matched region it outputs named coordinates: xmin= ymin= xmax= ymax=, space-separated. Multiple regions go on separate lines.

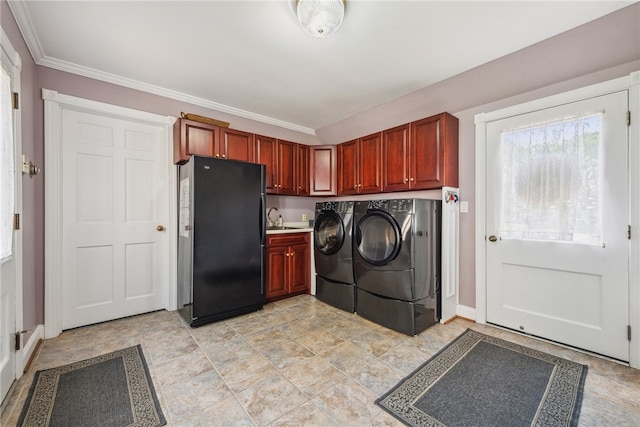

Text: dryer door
xmin=355 ymin=210 xmax=402 ymax=266
xmin=314 ymin=211 xmax=345 ymax=255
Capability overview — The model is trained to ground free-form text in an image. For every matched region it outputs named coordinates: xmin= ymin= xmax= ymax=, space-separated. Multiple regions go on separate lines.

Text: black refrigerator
xmin=177 ymin=155 xmax=266 ymax=327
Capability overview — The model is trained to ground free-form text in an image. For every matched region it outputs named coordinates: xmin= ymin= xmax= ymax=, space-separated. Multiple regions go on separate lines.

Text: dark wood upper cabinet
xmin=410 ymin=113 xmax=459 ymax=189
xmin=173 ymin=118 xmax=219 ymax=164
xmin=382 ymin=124 xmax=410 ymax=191
xmin=255 ymin=134 xmax=278 ymax=193
xmin=339 ymin=132 xmax=383 ymax=195
xmin=337 ymin=139 xmax=358 ymax=195
xmin=297 ymin=144 xmax=310 ymax=196
xmin=310 ymin=145 xmax=336 ymax=196
xmin=358 ymin=132 xmax=383 ymax=194
xmin=175 ymin=112 xmax=457 ymax=195
xmin=277 ymin=139 xmax=297 ymax=195
xmin=382 ymin=113 xmax=458 ymax=191
xmin=220 ymin=128 xmax=255 ymax=162
xmin=255 ymin=136 xmax=299 ymax=195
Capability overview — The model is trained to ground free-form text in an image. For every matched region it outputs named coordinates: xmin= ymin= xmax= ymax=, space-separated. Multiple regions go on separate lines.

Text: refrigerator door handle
xmin=260 ymin=193 xmax=266 ymax=245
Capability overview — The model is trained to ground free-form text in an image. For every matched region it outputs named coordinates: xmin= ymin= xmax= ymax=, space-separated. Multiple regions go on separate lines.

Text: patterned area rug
xmin=376 ymin=329 xmax=587 ymax=427
xmin=18 ymin=345 xmax=165 ymax=427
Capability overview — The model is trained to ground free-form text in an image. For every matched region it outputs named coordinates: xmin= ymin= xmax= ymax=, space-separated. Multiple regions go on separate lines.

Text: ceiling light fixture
xmin=295 ymin=0 xmax=345 ymax=38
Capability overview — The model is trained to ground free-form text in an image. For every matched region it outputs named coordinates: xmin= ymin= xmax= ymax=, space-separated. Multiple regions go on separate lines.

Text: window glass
xmin=499 ymin=113 xmax=602 ymax=244
xmin=1 ymin=65 xmax=14 ymax=261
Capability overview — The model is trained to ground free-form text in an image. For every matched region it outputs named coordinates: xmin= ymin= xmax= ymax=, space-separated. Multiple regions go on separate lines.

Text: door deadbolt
xmin=488 ymin=235 xmax=497 ymax=242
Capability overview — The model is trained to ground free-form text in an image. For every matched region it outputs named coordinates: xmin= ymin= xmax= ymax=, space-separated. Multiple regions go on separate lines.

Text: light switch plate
xmin=460 ymin=201 xmax=469 ymax=213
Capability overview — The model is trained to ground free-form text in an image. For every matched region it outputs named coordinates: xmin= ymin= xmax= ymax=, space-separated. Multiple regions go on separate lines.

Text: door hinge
xmin=12 ymin=92 xmax=19 ymax=110
xmin=627 ymin=111 xmax=631 ymax=126
xmin=627 ymin=225 xmax=631 ymax=240
xmin=14 ymin=330 xmax=31 ymax=351
xmin=628 ymin=325 xmax=632 ymax=341
xmin=14 ymin=213 xmax=20 ymax=230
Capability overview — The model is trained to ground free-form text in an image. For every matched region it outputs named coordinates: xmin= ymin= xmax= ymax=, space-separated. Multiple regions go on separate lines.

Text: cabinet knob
xmin=410 ymin=177 xmax=415 ymax=182
xmin=215 ymin=154 xmax=220 ymax=158
xmin=221 ymin=154 xmax=226 ymax=159
xmin=354 ymin=185 xmax=358 ymax=189
xmin=358 ymin=184 xmax=362 ymax=188
xmin=404 ymin=178 xmax=408 ymax=183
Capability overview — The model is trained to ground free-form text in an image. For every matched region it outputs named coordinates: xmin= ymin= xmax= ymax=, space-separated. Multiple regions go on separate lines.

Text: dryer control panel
xmin=367 ymin=199 xmax=414 ymax=214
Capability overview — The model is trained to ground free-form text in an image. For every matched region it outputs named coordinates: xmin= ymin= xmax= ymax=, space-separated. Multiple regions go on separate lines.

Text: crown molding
xmin=7 ymin=0 xmax=44 ymax=63
xmin=1 ymin=27 xmax=21 ymax=70
xmin=6 ymin=0 xmax=315 ymax=136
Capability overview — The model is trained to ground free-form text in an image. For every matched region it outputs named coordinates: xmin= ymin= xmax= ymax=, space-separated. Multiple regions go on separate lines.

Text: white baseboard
xmin=19 ymin=325 xmax=44 ymax=376
xmin=456 ymin=305 xmax=476 ymax=321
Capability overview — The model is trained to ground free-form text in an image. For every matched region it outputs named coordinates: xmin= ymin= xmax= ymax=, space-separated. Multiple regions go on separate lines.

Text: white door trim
xmin=475 ymin=71 xmax=640 ymax=369
xmin=42 ymin=89 xmax=177 ymax=339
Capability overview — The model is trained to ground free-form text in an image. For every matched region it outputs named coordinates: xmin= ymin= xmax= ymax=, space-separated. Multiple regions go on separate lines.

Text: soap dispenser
xmin=276 ymin=214 xmax=283 ymax=228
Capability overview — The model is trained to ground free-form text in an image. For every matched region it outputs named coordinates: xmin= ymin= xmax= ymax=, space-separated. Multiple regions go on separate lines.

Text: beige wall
xmin=2 ymin=0 xmax=639 ymax=331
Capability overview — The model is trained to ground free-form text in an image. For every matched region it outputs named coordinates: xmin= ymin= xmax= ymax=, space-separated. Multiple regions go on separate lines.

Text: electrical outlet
xmin=302 ymin=213 xmax=307 ymax=222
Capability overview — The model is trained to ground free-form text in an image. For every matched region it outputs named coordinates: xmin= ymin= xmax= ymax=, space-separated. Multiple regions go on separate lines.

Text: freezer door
xmin=191 ymin=156 xmax=266 ymax=321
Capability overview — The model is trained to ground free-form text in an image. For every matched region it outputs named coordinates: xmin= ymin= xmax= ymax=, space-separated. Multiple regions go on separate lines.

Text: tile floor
xmin=2 ymin=294 xmax=640 ymax=426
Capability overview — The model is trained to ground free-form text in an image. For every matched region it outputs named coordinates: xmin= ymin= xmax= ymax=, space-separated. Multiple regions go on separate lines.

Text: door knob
xmin=488 ymin=235 xmax=497 ymax=242
xmin=157 ymin=225 xmax=165 ymax=232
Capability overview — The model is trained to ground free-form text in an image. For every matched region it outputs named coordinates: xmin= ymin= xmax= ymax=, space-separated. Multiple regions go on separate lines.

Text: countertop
xmin=265 ymin=221 xmax=313 ymax=235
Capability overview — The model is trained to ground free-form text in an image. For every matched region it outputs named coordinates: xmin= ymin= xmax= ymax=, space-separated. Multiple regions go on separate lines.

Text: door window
xmin=314 ymin=212 xmax=344 ymax=255
xmin=500 ymin=113 xmax=602 ymax=245
xmin=356 ymin=212 xmax=401 ymax=265
xmin=1 ymin=65 xmax=14 ymax=261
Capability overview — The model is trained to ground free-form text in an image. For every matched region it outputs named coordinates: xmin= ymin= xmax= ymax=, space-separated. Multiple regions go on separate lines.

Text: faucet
xmin=267 ymin=207 xmax=279 ymax=227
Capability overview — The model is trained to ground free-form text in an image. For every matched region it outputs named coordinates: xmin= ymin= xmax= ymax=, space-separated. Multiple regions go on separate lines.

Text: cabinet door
xmin=382 ymin=124 xmax=410 ymax=192
xmin=296 ymin=144 xmax=310 ymax=196
xmin=266 ymin=246 xmax=288 ymax=299
xmin=289 ymin=243 xmax=310 ymax=294
xmin=221 ymin=128 xmax=254 ymax=162
xmin=358 ymin=132 xmax=383 ymax=194
xmin=173 ymin=118 xmax=218 ymax=164
xmin=255 ymin=134 xmax=278 ymax=194
xmin=278 ymin=140 xmax=297 ymax=195
xmin=410 ymin=113 xmax=459 ymax=189
xmin=337 ymin=139 xmax=359 ymax=195
xmin=310 ymin=145 xmax=336 ymax=196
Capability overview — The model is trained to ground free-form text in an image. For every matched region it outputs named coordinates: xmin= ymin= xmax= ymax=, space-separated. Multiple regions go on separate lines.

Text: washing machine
xmin=313 ymin=201 xmax=356 ymax=312
xmin=353 ymin=198 xmax=441 ymax=335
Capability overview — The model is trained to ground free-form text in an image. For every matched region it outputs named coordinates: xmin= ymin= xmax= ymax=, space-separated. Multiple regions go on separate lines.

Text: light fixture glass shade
xmin=296 ymin=0 xmax=345 ymax=38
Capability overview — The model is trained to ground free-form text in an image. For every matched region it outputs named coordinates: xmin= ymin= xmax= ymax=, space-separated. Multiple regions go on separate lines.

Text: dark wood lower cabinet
xmin=266 ymin=233 xmax=310 ymax=302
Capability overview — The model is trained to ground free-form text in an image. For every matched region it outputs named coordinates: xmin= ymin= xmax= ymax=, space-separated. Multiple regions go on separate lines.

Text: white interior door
xmin=61 ymin=109 xmax=168 ymax=330
xmin=486 ymin=91 xmax=629 ymax=361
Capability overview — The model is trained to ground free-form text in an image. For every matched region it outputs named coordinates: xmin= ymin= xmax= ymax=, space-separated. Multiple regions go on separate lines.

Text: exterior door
xmin=61 ymin=109 xmax=168 ymax=330
xmin=1 ymin=38 xmax=21 ymax=405
xmin=486 ymin=91 xmax=629 ymax=361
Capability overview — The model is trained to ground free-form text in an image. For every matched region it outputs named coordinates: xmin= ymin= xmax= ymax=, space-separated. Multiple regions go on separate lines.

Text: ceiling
xmin=8 ymin=1 xmax=635 ymax=134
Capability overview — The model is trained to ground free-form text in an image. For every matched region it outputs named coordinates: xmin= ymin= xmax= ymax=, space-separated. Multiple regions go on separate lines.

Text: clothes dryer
xmin=353 ymin=199 xmax=441 ymax=335
xmin=313 ymin=201 xmax=355 ymax=312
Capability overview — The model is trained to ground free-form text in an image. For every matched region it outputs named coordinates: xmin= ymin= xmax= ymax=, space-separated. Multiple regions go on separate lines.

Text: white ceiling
xmin=8 ymin=0 xmax=635 ymax=134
